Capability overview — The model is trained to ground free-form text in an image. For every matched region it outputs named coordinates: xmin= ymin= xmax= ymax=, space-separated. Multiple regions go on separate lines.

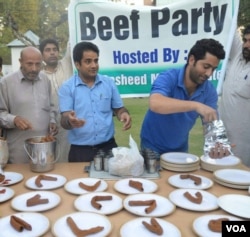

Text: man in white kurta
xmin=219 ymin=26 xmax=250 ymax=167
xmin=39 ymin=39 xmax=73 ymax=162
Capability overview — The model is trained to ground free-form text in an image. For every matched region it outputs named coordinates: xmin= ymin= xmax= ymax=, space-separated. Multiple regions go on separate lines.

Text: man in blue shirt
xmin=140 ymin=39 xmax=225 ymax=158
xmin=59 ymin=42 xmax=131 ymax=162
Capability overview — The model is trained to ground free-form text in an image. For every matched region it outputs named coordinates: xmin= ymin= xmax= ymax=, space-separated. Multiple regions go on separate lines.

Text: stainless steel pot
xmin=24 ymin=136 xmax=59 ymax=172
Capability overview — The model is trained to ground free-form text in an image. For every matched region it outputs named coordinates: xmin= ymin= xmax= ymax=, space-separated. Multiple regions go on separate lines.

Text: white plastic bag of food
xmin=108 ymin=135 xmax=144 ymax=176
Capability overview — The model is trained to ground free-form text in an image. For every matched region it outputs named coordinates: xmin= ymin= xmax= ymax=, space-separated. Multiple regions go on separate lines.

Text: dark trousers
xmin=68 ymin=138 xmax=117 ymax=162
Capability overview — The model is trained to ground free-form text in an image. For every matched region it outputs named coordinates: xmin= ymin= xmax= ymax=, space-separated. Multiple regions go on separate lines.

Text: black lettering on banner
xmin=222 ymin=221 xmax=250 ymax=237
xmin=151 ymin=7 xmax=170 ymax=38
xmin=80 ymin=12 xmax=96 ymax=40
xmin=79 ymin=1 xmax=229 ymax=41
xmin=98 ymin=16 xmax=113 ymax=40
xmin=80 ymin=10 xmax=140 ymax=41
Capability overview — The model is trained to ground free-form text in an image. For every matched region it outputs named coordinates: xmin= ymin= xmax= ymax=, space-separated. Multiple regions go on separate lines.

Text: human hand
xmin=14 ymin=116 xmax=33 ymax=130
xmin=68 ymin=111 xmax=85 ymax=128
xmin=208 ymin=142 xmax=233 ymax=158
xmin=120 ymin=112 xmax=132 ymax=130
xmin=49 ymin=123 xmax=58 ymax=136
xmin=196 ymin=103 xmax=217 ymax=123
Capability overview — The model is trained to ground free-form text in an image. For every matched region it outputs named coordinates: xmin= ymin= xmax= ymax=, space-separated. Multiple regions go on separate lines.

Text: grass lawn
xmin=114 ymin=97 xmax=204 ymax=157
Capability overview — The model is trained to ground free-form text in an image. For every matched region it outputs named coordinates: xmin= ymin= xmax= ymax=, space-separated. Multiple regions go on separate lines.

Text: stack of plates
xmin=213 ymin=169 xmax=250 ymax=189
xmin=160 ymin=152 xmax=200 ymax=172
xmin=200 ymin=155 xmax=241 ymax=172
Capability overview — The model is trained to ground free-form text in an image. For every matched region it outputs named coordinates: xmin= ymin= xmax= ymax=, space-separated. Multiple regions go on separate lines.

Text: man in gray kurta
xmin=219 ymin=26 xmax=250 ymax=167
xmin=0 ymin=46 xmax=57 ymax=163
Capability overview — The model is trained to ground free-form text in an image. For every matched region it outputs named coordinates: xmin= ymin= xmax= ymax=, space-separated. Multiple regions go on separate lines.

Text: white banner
xmin=68 ymin=0 xmax=239 ymax=97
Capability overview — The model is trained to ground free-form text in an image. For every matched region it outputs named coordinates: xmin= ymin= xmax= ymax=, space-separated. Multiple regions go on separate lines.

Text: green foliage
xmin=0 ymin=0 xmax=40 ymax=64
xmin=0 ymin=0 xmax=70 ymax=64
xmin=238 ymin=0 xmax=250 ymax=26
xmin=0 ymin=27 xmax=12 ymax=64
xmin=114 ymin=98 xmax=204 ymax=157
xmin=38 ymin=0 xmax=69 ymax=49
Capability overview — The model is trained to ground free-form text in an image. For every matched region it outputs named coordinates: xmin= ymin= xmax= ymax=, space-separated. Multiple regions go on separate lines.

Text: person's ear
xmin=188 ymin=55 xmax=195 ymax=65
xmin=74 ymin=62 xmax=80 ymax=69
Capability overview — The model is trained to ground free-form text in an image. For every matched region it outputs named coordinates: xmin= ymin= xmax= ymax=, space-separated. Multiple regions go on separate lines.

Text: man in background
xmin=39 ymin=39 xmax=73 ymax=162
xmin=219 ymin=25 xmax=250 ymax=167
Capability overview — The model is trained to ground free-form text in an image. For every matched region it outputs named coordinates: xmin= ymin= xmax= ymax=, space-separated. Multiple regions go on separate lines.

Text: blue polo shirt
xmin=140 ymin=66 xmax=217 ymax=154
xmin=58 ymin=74 xmax=123 ymax=145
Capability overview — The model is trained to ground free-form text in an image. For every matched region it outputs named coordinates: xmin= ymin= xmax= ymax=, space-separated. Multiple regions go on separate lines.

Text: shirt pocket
xmin=235 ymin=77 xmax=250 ymax=99
xmin=38 ymin=92 xmax=51 ymax=112
xmin=98 ymin=96 xmax=111 ymax=112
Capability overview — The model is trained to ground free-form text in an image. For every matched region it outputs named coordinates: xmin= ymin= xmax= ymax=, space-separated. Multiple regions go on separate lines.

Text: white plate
xmin=25 ymin=174 xmax=67 ymax=190
xmin=218 ymin=194 xmax=250 ymax=219
xmin=169 ymin=189 xmax=218 ymax=211
xmin=168 ymin=174 xmax=213 ymax=190
xmin=201 ymin=155 xmax=241 ymax=166
xmin=0 ymin=187 xmax=15 ymax=202
xmin=114 ymin=178 xmax=158 ymax=194
xmin=74 ymin=192 xmax=123 ymax=215
xmin=0 ymin=172 xmax=23 ymax=186
xmin=161 ymin=162 xmax=200 ymax=172
xmin=52 ymin=212 xmax=112 ymax=237
xmin=214 ymin=169 xmax=250 ymax=185
xmin=0 ymin=212 xmax=50 ymax=237
xmin=161 ymin=152 xmax=199 ymax=164
xmin=200 ymin=160 xmax=232 ymax=172
xmin=120 ymin=217 xmax=181 ymax=237
xmin=214 ymin=178 xmax=249 ymax=190
xmin=64 ymin=178 xmax=108 ymax=195
xmin=123 ymin=193 xmax=175 ymax=217
xmin=161 ymin=165 xmax=200 ymax=172
xmin=11 ymin=191 xmax=61 ymax=212
xmin=193 ymin=214 xmax=242 ymax=237
xmin=161 ymin=160 xmax=199 ymax=168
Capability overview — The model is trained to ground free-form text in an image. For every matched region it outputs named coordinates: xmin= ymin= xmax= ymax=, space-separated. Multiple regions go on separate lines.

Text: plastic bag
xmin=108 ymin=135 xmax=144 ymax=177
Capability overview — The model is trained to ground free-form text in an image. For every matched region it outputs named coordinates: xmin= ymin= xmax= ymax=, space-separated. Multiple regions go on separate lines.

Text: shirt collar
xmin=177 ymin=65 xmax=186 ymax=88
xmin=75 ymin=74 xmax=102 ymax=87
